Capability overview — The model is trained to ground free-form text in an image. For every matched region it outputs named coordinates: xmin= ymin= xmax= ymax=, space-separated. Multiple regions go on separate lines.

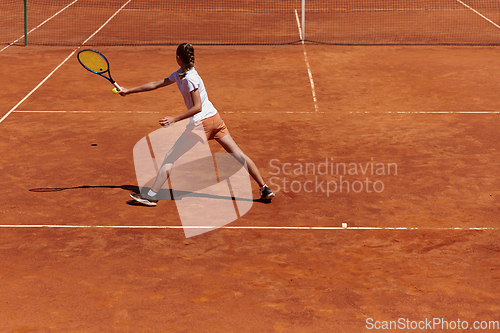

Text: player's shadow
xmin=29 ymin=185 xmax=144 ymax=206
xmin=29 ymin=184 xmax=139 ymax=193
xmin=28 ymin=153 xmax=269 ymax=205
xmin=28 ymin=185 xmax=264 ymax=205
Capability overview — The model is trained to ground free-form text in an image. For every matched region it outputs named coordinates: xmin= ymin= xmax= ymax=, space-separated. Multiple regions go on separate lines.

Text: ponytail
xmin=177 ymin=43 xmax=195 ymax=80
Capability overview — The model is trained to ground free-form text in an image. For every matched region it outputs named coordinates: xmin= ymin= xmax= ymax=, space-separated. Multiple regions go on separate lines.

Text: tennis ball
xmin=112 ymin=87 xmax=118 ymax=94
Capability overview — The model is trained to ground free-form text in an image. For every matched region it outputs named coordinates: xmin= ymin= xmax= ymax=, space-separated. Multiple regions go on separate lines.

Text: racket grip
xmin=113 ymin=82 xmax=122 ymax=91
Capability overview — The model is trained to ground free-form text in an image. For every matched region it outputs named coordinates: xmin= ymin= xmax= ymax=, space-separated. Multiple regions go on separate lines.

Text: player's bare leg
xmin=216 ymin=134 xmax=274 ymax=200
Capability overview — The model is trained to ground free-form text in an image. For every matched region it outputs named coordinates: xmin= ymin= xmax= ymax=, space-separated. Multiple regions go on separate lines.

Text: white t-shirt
xmin=168 ymin=68 xmax=217 ymax=123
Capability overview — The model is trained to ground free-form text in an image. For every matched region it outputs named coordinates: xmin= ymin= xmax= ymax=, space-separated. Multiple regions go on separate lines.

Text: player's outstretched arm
xmin=119 ymin=78 xmax=173 ymax=96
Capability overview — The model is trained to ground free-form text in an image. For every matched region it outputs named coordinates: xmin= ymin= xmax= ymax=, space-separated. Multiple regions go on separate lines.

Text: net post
xmin=301 ymin=0 xmax=305 ymax=41
xmin=24 ymin=0 xmax=27 ymax=46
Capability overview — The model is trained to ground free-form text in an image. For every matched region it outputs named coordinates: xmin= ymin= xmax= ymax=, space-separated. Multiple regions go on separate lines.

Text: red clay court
xmin=1 ymin=1 xmax=499 ymax=332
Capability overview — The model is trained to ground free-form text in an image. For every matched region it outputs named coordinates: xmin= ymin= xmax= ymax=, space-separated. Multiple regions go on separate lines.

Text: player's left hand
xmin=159 ymin=116 xmax=175 ymax=126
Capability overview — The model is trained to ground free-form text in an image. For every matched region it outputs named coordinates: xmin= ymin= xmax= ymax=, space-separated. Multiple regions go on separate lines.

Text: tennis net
xmin=2 ymin=0 xmax=500 ymax=46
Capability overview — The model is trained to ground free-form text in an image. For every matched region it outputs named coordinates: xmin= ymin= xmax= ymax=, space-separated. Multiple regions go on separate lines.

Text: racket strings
xmin=78 ymin=51 xmax=109 ymax=73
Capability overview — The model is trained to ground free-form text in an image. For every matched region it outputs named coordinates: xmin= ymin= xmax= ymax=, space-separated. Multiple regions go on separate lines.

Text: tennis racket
xmin=77 ymin=48 xmax=122 ymax=94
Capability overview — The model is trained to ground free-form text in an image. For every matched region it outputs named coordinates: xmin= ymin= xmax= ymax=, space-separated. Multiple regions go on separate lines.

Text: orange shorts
xmin=201 ymin=112 xmax=229 ymax=140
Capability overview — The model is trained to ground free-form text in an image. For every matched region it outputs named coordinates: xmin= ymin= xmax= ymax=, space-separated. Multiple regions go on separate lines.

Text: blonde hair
xmin=177 ymin=43 xmax=195 ymax=80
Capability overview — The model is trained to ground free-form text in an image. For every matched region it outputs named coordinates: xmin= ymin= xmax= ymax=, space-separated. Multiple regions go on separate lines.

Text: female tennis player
xmin=119 ymin=43 xmax=274 ymax=206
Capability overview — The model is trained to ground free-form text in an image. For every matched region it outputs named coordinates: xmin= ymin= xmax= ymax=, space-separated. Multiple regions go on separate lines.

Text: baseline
xmin=0 ymin=225 xmax=497 ymax=231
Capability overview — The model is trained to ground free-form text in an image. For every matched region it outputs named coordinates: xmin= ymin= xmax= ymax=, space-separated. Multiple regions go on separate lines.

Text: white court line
xmin=350 ymin=111 xmax=500 ymax=114
xmin=309 ymin=8 xmax=469 ymax=13
xmin=13 ymin=110 xmax=67 ymax=113
xmin=0 ymin=0 xmax=132 ymax=125
xmin=12 ymin=110 xmax=500 ymax=115
xmin=0 ymin=52 xmax=78 ymax=125
xmin=12 ymin=110 xmax=323 ymax=114
xmin=78 ymin=0 xmax=132 ymax=46
xmin=0 ymin=0 xmax=79 ymax=53
xmin=295 ymin=9 xmax=319 ymax=113
xmin=121 ymin=8 xmax=467 ymax=13
xmin=0 ymin=225 xmax=497 ymax=231
xmin=12 ymin=110 xmax=160 ymax=114
xmin=456 ymin=0 xmax=500 ymax=30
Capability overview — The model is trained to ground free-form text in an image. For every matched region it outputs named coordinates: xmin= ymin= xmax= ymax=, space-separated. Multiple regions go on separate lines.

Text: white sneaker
xmin=130 ymin=192 xmax=158 ymax=206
